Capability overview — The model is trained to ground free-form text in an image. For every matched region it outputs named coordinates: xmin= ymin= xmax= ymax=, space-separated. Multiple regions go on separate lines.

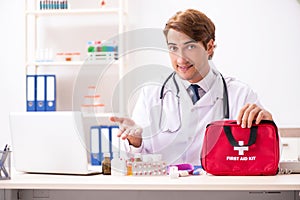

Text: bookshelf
xmin=24 ymin=0 xmax=128 ymax=114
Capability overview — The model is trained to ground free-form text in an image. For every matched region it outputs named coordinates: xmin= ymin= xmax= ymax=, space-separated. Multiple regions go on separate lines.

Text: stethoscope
xmin=159 ymin=71 xmax=229 ymax=133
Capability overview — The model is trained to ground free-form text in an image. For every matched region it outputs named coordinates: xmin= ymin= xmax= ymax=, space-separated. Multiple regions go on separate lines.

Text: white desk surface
xmin=1 ymin=171 xmax=300 ymax=191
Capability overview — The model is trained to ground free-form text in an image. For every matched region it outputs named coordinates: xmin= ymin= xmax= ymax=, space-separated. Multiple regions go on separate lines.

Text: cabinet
xmin=279 ymin=128 xmax=300 ymax=161
xmin=24 ymin=0 xmax=128 ymax=116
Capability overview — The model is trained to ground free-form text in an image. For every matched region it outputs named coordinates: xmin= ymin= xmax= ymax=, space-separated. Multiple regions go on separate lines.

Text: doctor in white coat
xmin=110 ymin=9 xmax=273 ymax=165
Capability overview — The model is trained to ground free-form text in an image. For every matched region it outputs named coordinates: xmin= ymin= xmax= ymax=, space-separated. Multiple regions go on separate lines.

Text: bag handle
xmin=223 ymin=126 xmax=258 ymax=147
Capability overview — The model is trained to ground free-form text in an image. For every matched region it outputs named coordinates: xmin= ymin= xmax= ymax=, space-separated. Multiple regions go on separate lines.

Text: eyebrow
xmin=167 ymin=40 xmax=197 ymax=46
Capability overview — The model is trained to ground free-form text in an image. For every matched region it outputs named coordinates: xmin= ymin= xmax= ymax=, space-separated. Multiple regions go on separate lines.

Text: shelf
xmin=82 ymin=112 xmax=118 ymax=118
xmin=26 ymin=60 xmax=120 ymax=67
xmin=25 ymin=8 xmax=126 ymax=16
xmin=25 ymin=0 xmax=127 ymax=114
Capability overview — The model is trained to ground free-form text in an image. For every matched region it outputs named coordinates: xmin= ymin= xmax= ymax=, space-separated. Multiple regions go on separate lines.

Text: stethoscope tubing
xmin=159 ymin=71 xmax=229 ymax=132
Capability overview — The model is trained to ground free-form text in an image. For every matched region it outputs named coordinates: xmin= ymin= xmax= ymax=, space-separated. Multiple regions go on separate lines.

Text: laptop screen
xmin=9 ymin=111 xmax=94 ymax=175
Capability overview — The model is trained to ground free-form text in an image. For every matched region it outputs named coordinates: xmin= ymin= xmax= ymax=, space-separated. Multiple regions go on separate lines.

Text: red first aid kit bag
xmin=201 ymin=120 xmax=279 ymax=176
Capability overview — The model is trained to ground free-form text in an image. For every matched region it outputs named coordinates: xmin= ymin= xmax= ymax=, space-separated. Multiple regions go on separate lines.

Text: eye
xmin=187 ymin=44 xmax=196 ymax=50
xmin=168 ymin=45 xmax=178 ymax=52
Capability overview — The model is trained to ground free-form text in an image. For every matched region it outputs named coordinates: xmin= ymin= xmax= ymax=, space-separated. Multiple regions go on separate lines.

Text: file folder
xmin=36 ymin=75 xmax=46 ymax=111
xmin=45 ymin=75 xmax=56 ymax=111
xmin=26 ymin=75 xmax=36 ymax=111
xmin=100 ymin=126 xmax=110 ymax=163
xmin=90 ymin=125 xmax=120 ymax=164
xmin=90 ymin=126 xmax=101 ymax=165
xmin=110 ymin=125 xmax=120 ymax=158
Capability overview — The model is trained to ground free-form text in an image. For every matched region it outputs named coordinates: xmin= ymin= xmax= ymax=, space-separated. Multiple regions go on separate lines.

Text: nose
xmin=176 ymin=54 xmax=188 ymax=65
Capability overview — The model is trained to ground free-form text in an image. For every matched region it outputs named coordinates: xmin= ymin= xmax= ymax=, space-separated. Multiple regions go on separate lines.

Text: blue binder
xmin=90 ymin=126 xmax=101 ymax=165
xmin=90 ymin=125 xmax=120 ymax=164
xmin=26 ymin=75 xmax=36 ymax=111
xmin=100 ymin=126 xmax=110 ymax=162
xmin=110 ymin=125 xmax=120 ymax=159
xmin=45 ymin=75 xmax=56 ymax=111
xmin=36 ymin=75 xmax=46 ymax=111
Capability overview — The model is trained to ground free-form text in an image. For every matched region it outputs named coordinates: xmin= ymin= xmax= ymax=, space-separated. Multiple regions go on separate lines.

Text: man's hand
xmin=109 ymin=116 xmax=143 ymax=147
xmin=237 ymin=103 xmax=273 ymax=128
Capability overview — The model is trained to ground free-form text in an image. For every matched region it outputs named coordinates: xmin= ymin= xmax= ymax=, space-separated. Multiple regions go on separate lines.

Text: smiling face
xmin=167 ymin=29 xmax=210 ymax=83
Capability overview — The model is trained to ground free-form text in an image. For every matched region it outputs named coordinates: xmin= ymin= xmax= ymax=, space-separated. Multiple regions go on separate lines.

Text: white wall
xmin=0 ymin=0 xmax=25 ymax=148
xmin=127 ymin=0 xmax=300 ymax=127
xmin=1 ymin=0 xmax=300 ymax=149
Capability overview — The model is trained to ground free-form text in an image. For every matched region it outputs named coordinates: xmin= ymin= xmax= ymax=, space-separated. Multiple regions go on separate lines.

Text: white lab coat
xmin=122 ymin=66 xmax=263 ymax=165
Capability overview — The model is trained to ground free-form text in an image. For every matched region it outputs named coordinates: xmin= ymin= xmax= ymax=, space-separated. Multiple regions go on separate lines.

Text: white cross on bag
xmin=234 ymin=141 xmax=249 ymax=155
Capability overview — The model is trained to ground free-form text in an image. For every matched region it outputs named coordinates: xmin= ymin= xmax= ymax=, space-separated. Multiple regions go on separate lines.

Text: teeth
xmin=178 ymin=64 xmax=193 ymax=68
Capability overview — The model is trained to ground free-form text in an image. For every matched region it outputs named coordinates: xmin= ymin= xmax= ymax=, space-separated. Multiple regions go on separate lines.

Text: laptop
xmin=9 ymin=111 xmax=101 ymax=175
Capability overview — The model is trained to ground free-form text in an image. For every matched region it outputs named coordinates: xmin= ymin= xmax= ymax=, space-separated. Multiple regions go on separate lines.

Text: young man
xmin=110 ymin=9 xmax=273 ymax=165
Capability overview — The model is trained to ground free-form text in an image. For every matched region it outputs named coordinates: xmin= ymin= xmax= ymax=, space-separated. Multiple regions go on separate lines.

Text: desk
xmin=1 ymin=172 xmax=300 ymax=200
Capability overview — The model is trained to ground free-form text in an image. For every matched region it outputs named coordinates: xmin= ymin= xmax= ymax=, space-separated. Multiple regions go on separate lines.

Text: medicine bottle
xmin=126 ymin=158 xmax=133 ymax=176
xmin=134 ymin=153 xmax=142 ymax=162
xmin=102 ymin=152 xmax=111 ymax=175
xmin=111 ymin=152 xmax=126 ymax=176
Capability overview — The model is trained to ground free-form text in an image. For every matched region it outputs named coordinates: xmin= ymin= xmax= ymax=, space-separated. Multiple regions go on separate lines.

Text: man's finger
xmin=109 ymin=116 xmax=124 ymax=124
xmin=237 ymin=103 xmax=250 ymax=125
xmin=120 ymin=129 xmax=130 ymax=140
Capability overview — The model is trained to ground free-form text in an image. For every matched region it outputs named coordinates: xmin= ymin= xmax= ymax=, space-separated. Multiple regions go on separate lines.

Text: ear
xmin=206 ymin=39 xmax=215 ymax=59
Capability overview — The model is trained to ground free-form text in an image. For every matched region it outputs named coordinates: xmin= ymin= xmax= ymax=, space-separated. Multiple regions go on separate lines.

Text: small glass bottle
xmin=134 ymin=153 xmax=142 ymax=162
xmin=102 ymin=152 xmax=111 ymax=175
xmin=126 ymin=158 xmax=133 ymax=176
xmin=111 ymin=152 xmax=126 ymax=176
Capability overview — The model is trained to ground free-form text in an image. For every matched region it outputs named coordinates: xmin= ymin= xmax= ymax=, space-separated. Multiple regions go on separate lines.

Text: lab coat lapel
xmin=174 ymin=75 xmax=194 ymax=108
xmin=174 ymin=73 xmax=224 ymax=108
xmin=194 ymin=75 xmax=224 ymax=107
